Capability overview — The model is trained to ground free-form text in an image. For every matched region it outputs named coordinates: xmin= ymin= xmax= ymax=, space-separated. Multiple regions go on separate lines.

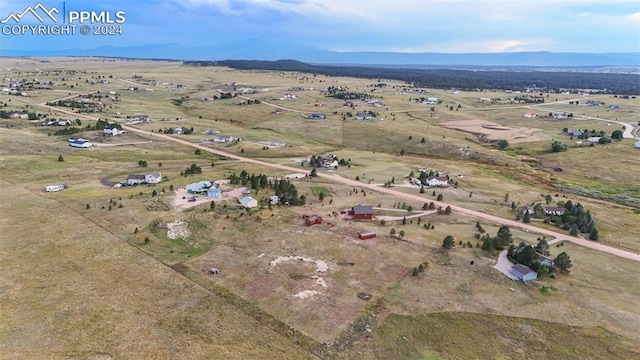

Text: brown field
xmin=1 ymin=57 xmax=639 ymax=359
xmin=442 ymin=119 xmax=546 ymax=143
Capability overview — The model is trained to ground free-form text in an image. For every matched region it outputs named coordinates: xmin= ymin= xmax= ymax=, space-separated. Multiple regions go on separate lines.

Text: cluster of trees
xmin=549 ymin=201 xmax=598 ymax=240
xmin=326 ymin=91 xmax=375 ymax=100
xmin=217 ymin=92 xmax=234 ymax=100
xmin=273 ymin=179 xmax=305 ymax=206
xmin=229 ymin=170 xmax=269 ymax=189
xmin=189 ymin=60 xmax=640 ymax=94
xmin=551 ymin=140 xmax=568 ymax=152
xmin=158 ymin=127 xmax=194 ymax=134
xmin=480 ymin=226 xmax=513 ymax=252
xmin=182 ymin=163 xmax=202 ymax=176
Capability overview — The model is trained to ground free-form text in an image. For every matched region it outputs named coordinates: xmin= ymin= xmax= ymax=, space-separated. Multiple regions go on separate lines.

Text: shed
xmin=357 ymin=231 xmax=377 ymax=240
xmin=210 ymin=268 xmax=219 ymax=274
xmin=511 ymin=264 xmax=537 ymax=282
xmin=305 ymin=215 xmax=322 ymax=226
xmin=239 ymin=196 xmax=258 ymax=209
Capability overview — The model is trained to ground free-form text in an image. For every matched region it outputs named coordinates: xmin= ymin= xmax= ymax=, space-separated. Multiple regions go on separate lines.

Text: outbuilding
xmin=305 ymin=215 xmax=322 ymax=226
xmin=350 ymin=205 xmax=373 ymax=220
xmin=510 ymin=264 xmax=538 ymax=282
xmin=357 ymin=231 xmax=377 ymax=240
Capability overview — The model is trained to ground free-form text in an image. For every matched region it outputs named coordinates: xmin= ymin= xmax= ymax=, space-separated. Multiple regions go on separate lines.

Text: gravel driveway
xmin=493 ymin=250 xmax=517 ymax=281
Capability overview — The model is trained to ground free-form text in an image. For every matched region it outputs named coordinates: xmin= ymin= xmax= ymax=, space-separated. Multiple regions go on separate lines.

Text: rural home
xmin=536 ymin=253 xmax=555 ymax=267
xmin=635 ymin=140 xmax=640 ymax=148
xmin=523 ymin=112 xmax=538 ymax=118
xmin=131 ymin=114 xmax=149 ymax=122
xmin=126 ymin=174 xmax=147 ymax=185
xmin=356 ymin=113 xmax=373 ymax=120
xmin=239 ymin=196 xmax=258 ymax=209
xmin=520 ymin=206 xmax=535 ymax=215
xmin=305 ymin=215 xmax=323 ymax=226
xmin=478 ymin=97 xmax=492 ymax=103
xmin=8 ymin=111 xmax=28 ymax=119
xmin=426 ymin=176 xmax=448 ymax=187
xmin=103 ymin=127 xmax=125 ymax=137
xmin=543 ymin=206 xmax=566 ymax=216
xmin=350 ymin=205 xmax=374 ymax=220
xmin=587 ymin=137 xmax=601 ymax=143
xmin=510 ymin=264 xmax=538 ymax=282
xmin=568 ymin=130 xmax=584 ymax=137
xmin=358 ymin=231 xmax=377 ymax=240
xmin=270 ymin=195 xmax=280 ymax=205
xmin=213 ymin=135 xmax=238 ymax=143
xmin=145 ymin=171 xmax=162 ymax=184
xmin=173 ymin=127 xmax=183 ymax=135
xmin=187 ymin=180 xmax=213 ymax=194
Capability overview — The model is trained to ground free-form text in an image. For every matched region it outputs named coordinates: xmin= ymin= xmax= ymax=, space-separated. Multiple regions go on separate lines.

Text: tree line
xmin=185 ymin=60 xmax=640 ymax=94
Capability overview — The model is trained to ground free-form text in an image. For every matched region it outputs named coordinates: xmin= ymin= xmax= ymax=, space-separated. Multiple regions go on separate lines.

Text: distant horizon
xmin=2 ymin=41 xmax=639 ymax=68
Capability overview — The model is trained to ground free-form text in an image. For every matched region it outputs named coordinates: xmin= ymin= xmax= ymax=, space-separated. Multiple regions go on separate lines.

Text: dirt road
xmin=38 ymin=100 xmax=640 ymax=263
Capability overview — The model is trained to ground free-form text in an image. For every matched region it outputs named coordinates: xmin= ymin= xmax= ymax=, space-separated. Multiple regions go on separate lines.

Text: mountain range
xmin=2 ymin=39 xmax=639 ymax=67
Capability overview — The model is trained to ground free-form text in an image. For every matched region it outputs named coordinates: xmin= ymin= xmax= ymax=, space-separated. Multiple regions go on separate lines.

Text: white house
xmin=145 ymin=171 xmax=162 ymax=184
xmin=543 ymin=206 xmax=566 ymax=216
xmin=126 ymin=174 xmax=147 ymax=185
xmin=239 ymin=196 xmax=258 ymax=209
xmin=103 ymin=127 xmax=125 ymax=137
xmin=426 ymin=176 xmax=448 ymax=187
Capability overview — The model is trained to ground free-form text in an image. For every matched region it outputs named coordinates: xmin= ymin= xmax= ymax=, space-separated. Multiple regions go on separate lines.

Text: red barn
xmin=350 ymin=205 xmax=374 ymax=220
xmin=306 ymin=215 xmax=323 ymax=226
xmin=358 ymin=231 xmax=377 ymax=240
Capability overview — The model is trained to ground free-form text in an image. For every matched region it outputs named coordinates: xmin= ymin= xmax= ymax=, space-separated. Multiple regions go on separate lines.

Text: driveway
xmin=494 ymin=250 xmax=517 ymax=281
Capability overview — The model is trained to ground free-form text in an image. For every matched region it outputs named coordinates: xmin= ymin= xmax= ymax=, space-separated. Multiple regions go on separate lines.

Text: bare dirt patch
xmin=442 ymin=119 xmax=545 ymax=143
xmin=166 ymin=220 xmax=191 ymax=239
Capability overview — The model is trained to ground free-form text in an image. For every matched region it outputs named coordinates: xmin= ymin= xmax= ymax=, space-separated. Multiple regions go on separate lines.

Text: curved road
xmin=38 ymin=99 xmax=640 ymax=263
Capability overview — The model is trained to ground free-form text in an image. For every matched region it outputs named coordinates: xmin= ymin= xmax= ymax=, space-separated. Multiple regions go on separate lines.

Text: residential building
xmin=69 ymin=140 xmax=93 ymax=148
xmin=543 ymin=206 xmax=566 ymax=216
xmin=536 ymin=253 xmax=554 ymax=267
xmin=187 ymin=180 xmax=213 ymax=194
xmin=103 ymin=127 xmax=125 ymax=137
xmin=126 ymin=174 xmax=147 ymax=185
xmin=145 ymin=171 xmax=162 ymax=184
xmin=521 ymin=206 xmax=535 ymax=215
xmin=426 ymin=176 xmax=448 ymax=187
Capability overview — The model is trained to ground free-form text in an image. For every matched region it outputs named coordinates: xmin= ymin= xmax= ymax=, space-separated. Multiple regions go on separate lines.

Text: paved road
xmin=37 ymin=100 xmax=640 ymax=263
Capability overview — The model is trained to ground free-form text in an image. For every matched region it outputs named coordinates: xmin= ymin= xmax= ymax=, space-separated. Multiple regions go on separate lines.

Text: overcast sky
xmin=1 ymin=0 xmax=639 ymax=53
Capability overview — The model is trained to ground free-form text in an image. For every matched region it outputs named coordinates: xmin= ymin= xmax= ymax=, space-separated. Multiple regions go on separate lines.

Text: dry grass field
xmin=1 ymin=57 xmax=639 ymax=359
